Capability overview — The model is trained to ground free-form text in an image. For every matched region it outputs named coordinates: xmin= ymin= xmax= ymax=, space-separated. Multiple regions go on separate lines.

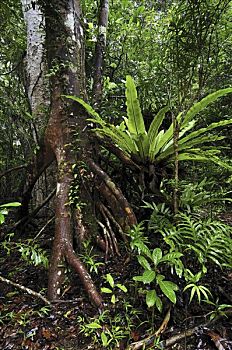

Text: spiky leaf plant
xmin=65 ymin=76 xmax=232 ymax=169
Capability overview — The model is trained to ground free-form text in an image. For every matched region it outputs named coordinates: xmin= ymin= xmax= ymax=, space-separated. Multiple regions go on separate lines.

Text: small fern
xmin=160 ymin=213 xmax=232 ymax=269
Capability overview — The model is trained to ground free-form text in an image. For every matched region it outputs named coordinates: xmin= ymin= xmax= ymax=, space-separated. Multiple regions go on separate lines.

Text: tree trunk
xmin=37 ymin=0 xmax=102 ymax=306
xmin=92 ymin=0 xmax=109 ymax=105
xmin=21 ymin=0 xmax=136 ymax=306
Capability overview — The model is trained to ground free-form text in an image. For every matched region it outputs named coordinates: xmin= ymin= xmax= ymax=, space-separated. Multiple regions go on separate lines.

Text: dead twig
xmin=127 ymin=308 xmax=171 ymax=350
xmin=11 ymin=189 xmax=55 ymax=231
xmin=0 ymin=274 xmax=51 ymax=305
xmin=127 ymin=308 xmax=232 ymax=350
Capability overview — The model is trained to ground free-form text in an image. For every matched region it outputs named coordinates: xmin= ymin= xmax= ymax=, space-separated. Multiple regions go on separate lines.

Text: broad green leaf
xmin=111 ymin=294 xmax=116 ymax=304
xmin=125 ymin=75 xmax=146 ymax=136
xmin=138 ymin=256 xmax=151 ymax=270
xmin=152 ymin=248 xmax=163 ymax=266
xmin=101 ymin=332 xmax=108 ymax=346
xmin=141 ymin=270 xmax=156 ymax=284
xmin=63 ymin=95 xmax=101 ymax=120
xmin=146 ymin=289 xmax=157 ymax=308
xmin=179 ymin=119 xmax=232 ymax=146
xmin=156 ymin=296 xmax=163 ymax=313
xmin=147 ymin=106 xmax=169 ymax=146
xmin=116 ymin=284 xmax=128 ymax=293
xmin=133 ymin=275 xmax=146 ymax=282
xmin=158 ymin=280 xmax=178 ymax=303
xmin=182 ymin=88 xmax=232 ymax=126
xmin=153 ymin=112 xmax=183 ymax=158
xmin=106 ymin=274 xmax=114 ymax=288
xmin=160 ymin=252 xmax=183 ymax=263
xmin=101 ymin=287 xmax=112 ymax=294
xmin=157 ymin=135 xmax=225 ymax=162
xmin=86 ymin=322 xmax=102 ymax=329
xmin=0 ymin=213 xmax=5 ymax=224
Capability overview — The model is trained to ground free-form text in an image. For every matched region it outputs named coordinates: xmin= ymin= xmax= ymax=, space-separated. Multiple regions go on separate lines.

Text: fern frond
xmin=179 ymin=119 xmax=232 ymax=146
xmin=125 ymin=75 xmax=146 ymax=136
xmin=182 ymin=88 xmax=232 ymax=126
xmin=156 ymin=135 xmax=225 ymax=162
xmin=63 ymin=95 xmax=101 ymax=120
xmin=148 ymin=106 xmax=169 ymax=145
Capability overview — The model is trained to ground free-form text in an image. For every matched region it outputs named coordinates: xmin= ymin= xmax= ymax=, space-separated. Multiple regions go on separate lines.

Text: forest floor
xmin=1 ymin=214 xmax=232 ymax=350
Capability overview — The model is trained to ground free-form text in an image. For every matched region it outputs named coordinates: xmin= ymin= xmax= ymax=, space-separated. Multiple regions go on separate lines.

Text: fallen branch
xmin=128 ymin=307 xmax=232 ymax=350
xmin=0 ymin=274 xmax=51 ymax=305
xmin=126 ymin=308 xmax=171 ymax=350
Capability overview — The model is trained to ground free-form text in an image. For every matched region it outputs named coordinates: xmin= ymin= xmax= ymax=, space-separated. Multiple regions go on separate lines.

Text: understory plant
xmin=133 ymin=247 xmax=182 ymax=311
xmin=129 ymin=198 xmax=232 ymax=308
xmin=77 ymin=305 xmax=138 ymax=349
xmin=0 ymin=202 xmax=48 ymax=268
xmin=66 ymin=76 xmax=232 ymax=171
xmin=2 ymin=233 xmax=49 ymax=268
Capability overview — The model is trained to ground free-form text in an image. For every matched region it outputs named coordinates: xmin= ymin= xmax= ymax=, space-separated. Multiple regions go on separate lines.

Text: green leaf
xmin=133 ymin=275 xmax=145 ymax=282
xmin=101 ymin=287 xmax=112 ymax=294
xmin=138 ymin=256 xmax=151 ymax=270
xmin=111 ymin=294 xmax=116 ymax=304
xmin=125 ymin=75 xmax=146 ymax=136
xmin=63 ymin=95 xmax=101 ymax=120
xmin=0 ymin=213 xmax=5 ymax=224
xmin=0 ymin=202 xmax=21 ymax=208
xmin=156 ymin=296 xmax=163 ymax=313
xmin=149 ymin=129 xmax=165 ymax=161
xmin=160 ymin=252 xmax=183 ymax=263
xmin=158 ymin=280 xmax=178 ymax=303
xmin=152 ymin=248 xmax=163 ymax=266
xmin=182 ymin=88 xmax=232 ymax=126
xmin=116 ymin=284 xmax=128 ymax=293
xmin=141 ymin=270 xmax=156 ymax=284
xmin=106 ymin=274 xmax=114 ymax=288
xmin=148 ymin=106 xmax=169 ymax=146
xmin=179 ymin=119 xmax=232 ymax=146
xmin=146 ymin=289 xmax=157 ymax=308
xmin=86 ymin=322 xmax=102 ymax=329
xmin=101 ymin=332 xmax=108 ymax=346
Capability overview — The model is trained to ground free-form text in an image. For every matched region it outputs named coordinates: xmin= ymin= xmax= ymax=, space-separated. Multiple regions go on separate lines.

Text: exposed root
xmin=88 ymin=158 xmax=137 ymax=229
xmin=98 ymin=202 xmax=128 ymax=243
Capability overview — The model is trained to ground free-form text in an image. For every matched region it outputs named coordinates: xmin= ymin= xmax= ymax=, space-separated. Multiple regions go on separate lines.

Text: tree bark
xmin=92 ymin=0 xmax=109 ymax=105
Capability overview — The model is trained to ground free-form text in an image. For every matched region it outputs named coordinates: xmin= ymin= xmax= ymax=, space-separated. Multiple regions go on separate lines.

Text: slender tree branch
xmin=11 ymin=189 xmax=56 ymax=231
xmin=0 ymin=274 xmax=51 ymax=305
xmin=0 ymin=164 xmax=27 ymax=180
